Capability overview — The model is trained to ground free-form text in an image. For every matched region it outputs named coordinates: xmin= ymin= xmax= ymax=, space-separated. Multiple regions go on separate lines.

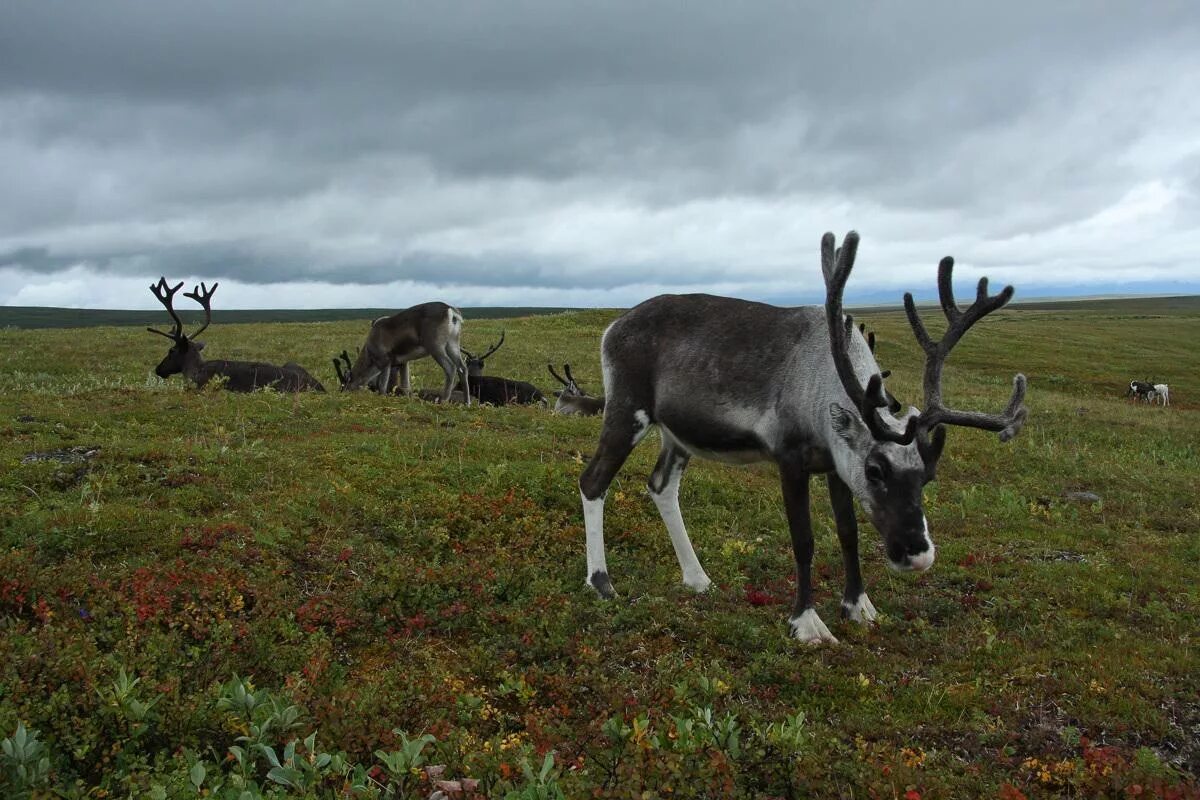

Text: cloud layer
xmin=2 ymin=2 xmax=1199 ymax=308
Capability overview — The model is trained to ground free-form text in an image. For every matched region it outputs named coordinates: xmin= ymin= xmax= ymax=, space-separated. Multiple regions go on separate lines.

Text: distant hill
xmin=0 ymin=306 xmax=578 ymax=329
xmin=1 ymin=295 xmax=1197 ymax=329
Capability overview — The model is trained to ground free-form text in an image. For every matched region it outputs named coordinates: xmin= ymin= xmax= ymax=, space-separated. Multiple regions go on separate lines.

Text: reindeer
xmin=146 ymin=278 xmax=324 ymax=392
xmin=333 ymin=350 xmax=470 ymax=404
xmin=577 ymin=231 xmax=1027 ymax=643
xmin=338 ymin=303 xmax=469 ymax=405
xmin=1151 ymin=383 xmax=1170 ymax=406
xmin=1128 ymin=380 xmax=1155 ymax=402
xmin=462 ymin=332 xmax=546 ymax=406
xmin=548 ymin=364 xmax=606 ymax=416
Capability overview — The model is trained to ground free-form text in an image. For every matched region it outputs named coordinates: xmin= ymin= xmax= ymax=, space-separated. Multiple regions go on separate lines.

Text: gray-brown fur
xmin=577 ymin=231 xmax=1028 ymax=642
xmin=147 ymin=278 xmax=324 ymax=393
xmin=340 ymin=302 xmax=469 ymax=404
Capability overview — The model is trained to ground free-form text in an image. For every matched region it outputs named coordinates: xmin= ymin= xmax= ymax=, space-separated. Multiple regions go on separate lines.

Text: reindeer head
xmin=548 ymin=363 xmax=587 ymax=398
xmin=823 ymin=232 xmax=1026 ymax=572
xmin=461 ymin=331 xmax=505 ymax=379
xmin=146 ymin=277 xmax=217 ymax=379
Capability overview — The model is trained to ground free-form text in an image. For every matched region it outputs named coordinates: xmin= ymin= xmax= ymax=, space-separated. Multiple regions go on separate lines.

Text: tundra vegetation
xmin=0 ymin=299 xmax=1197 ymax=799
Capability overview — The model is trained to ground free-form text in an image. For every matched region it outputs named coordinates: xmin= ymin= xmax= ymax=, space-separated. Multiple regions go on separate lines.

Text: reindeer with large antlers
xmin=548 ymin=364 xmax=605 ymax=416
xmin=147 ymin=278 xmax=324 ymax=392
xmin=577 ymin=231 xmax=1026 ymax=643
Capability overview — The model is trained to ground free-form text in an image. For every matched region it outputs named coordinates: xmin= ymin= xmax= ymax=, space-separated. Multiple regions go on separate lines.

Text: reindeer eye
xmin=865 ymin=462 xmax=886 ymax=484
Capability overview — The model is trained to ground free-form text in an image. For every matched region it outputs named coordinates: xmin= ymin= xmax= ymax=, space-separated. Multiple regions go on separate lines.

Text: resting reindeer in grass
xmin=578 ymin=231 xmax=1027 ymax=643
xmin=147 ymin=278 xmax=324 ymax=392
xmin=548 ymin=364 xmax=606 ymax=416
xmin=462 ymin=332 xmax=546 ymax=406
xmin=337 ymin=303 xmax=469 ymax=404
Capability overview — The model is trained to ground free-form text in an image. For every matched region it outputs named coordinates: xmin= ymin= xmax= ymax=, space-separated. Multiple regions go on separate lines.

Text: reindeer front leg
xmin=827 ymin=473 xmax=877 ymax=625
xmin=779 ymin=462 xmax=837 ymax=644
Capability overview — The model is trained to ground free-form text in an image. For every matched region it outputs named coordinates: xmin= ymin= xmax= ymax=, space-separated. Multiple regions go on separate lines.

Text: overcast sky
xmin=2 ymin=2 xmax=1199 ymax=309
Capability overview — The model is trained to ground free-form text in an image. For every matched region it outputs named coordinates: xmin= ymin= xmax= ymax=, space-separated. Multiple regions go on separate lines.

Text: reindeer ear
xmin=192 ymin=340 xmax=206 ymax=352
xmin=829 ymin=402 xmax=870 ymax=447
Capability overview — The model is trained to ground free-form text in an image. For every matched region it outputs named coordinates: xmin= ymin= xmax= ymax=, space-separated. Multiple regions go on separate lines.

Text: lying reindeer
xmin=147 ymin=278 xmax=324 ymax=392
xmin=548 ymin=364 xmax=605 ymax=416
xmin=462 ymin=332 xmax=546 ymax=406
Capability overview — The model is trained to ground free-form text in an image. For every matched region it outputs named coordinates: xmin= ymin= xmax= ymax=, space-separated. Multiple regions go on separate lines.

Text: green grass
xmin=0 ymin=301 xmax=1197 ymax=798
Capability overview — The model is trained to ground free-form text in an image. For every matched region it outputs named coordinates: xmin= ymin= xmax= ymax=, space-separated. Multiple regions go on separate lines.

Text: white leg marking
xmin=631 ymin=409 xmax=652 ymax=446
xmin=648 ymin=462 xmax=711 ymax=593
xmin=840 ymin=592 xmax=878 ymax=625
xmin=789 ymin=608 xmax=838 ymax=644
xmin=581 ymin=490 xmax=612 ymax=594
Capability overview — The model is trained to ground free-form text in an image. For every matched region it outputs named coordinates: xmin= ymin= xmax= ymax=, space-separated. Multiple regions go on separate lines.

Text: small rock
xmin=1062 ymin=490 xmax=1101 ymax=504
xmin=16 ymin=415 xmax=36 ymax=423
xmin=22 ymin=446 xmax=100 ymax=464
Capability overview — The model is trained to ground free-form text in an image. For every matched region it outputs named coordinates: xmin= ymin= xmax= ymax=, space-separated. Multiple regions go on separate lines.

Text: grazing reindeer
xmin=333 ymin=350 xmax=470 ymax=403
xmin=146 ymin=278 xmax=324 ymax=392
xmin=1128 ymin=380 xmax=1155 ymax=402
xmin=339 ymin=303 xmax=469 ymax=405
xmin=548 ymin=364 xmax=606 ymax=416
xmin=462 ymin=332 xmax=546 ymax=406
xmin=1151 ymin=383 xmax=1170 ymax=406
xmin=578 ymin=231 xmax=1027 ymax=643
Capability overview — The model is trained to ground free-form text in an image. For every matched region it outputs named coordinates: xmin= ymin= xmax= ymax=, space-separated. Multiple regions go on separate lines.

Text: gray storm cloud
xmin=1 ymin=2 xmax=1198 ymax=308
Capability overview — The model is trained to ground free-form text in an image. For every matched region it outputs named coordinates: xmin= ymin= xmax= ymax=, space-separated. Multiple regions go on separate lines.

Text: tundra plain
xmin=1 ymin=298 xmax=1197 ymax=798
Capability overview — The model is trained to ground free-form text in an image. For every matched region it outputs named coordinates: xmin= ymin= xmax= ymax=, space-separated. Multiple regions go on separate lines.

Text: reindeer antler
xmin=904 ymin=259 xmax=1027 ymax=443
xmin=822 ymin=232 xmax=917 ymax=444
xmin=547 ymin=363 xmax=569 ymax=387
xmin=182 ymin=281 xmax=218 ymax=339
xmin=333 ymin=349 xmax=353 ymax=387
xmin=146 ymin=277 xmax=186 ymax=340
xmin=563 ymin=364 xmax=586 ymax=394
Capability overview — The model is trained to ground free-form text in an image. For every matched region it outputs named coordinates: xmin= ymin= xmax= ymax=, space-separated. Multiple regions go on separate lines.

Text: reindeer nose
xmin=906 ymin=545 xmax=935 ymax=571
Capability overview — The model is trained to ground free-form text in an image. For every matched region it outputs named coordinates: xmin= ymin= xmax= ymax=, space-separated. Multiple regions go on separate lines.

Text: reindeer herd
xmin=140 ymin=231 xmax=1181 ymax=642
xmin=147 ymin=280 xmax=603 ymax=414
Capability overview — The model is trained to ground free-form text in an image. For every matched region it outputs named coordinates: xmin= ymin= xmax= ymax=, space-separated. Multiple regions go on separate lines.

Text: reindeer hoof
xmin=840 ymin=593 xmax=878 ymax=625
xmin=789 ymin=609 xmax=839 ymax=644
xmin=682 ymin=572 xmax=712 ymax=593
xmin=588 ymin=571 xmax=616 ymax=599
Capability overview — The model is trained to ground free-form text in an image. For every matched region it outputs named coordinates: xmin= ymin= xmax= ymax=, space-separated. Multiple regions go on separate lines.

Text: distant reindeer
xmin=461 ymin=332 xmax=546 ymax=406
xmin=147 ymin=278 xmax=324 ymax=392
xmin=1151 ymin=383 xmax=1170 ymax=406
xmin=577 ymin=231 xmax=1027 ymax=643
xmin=548 ymin=364 xmax=605 ymax=416
xmin=1127 ymin=380 xmax=1155 ymax=402
xmin=337 ymin=303 xmax=469 ymax=405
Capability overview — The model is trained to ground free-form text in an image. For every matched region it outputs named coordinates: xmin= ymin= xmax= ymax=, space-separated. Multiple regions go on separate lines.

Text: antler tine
xmin=461 ymin=346 xmax=476 ymax=360
xmin=907 ymin=255 xmax=1027 ymax=443
xmin=547 ymin=363 xmax=570 ymax=388
xmin=182 ymin=281 xmax=218 ymax=339
xmin=147 ymin=277 xmax=186 ymax=340
xmin=480 ymin=330 xmax=506 ymax=361
xmin=563 ymin=363 xmax=582 ymax=390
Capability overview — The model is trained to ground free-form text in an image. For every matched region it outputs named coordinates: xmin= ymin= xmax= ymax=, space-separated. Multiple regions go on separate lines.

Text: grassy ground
xmin=0 ymin=301 xmax=1197 ymax=798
